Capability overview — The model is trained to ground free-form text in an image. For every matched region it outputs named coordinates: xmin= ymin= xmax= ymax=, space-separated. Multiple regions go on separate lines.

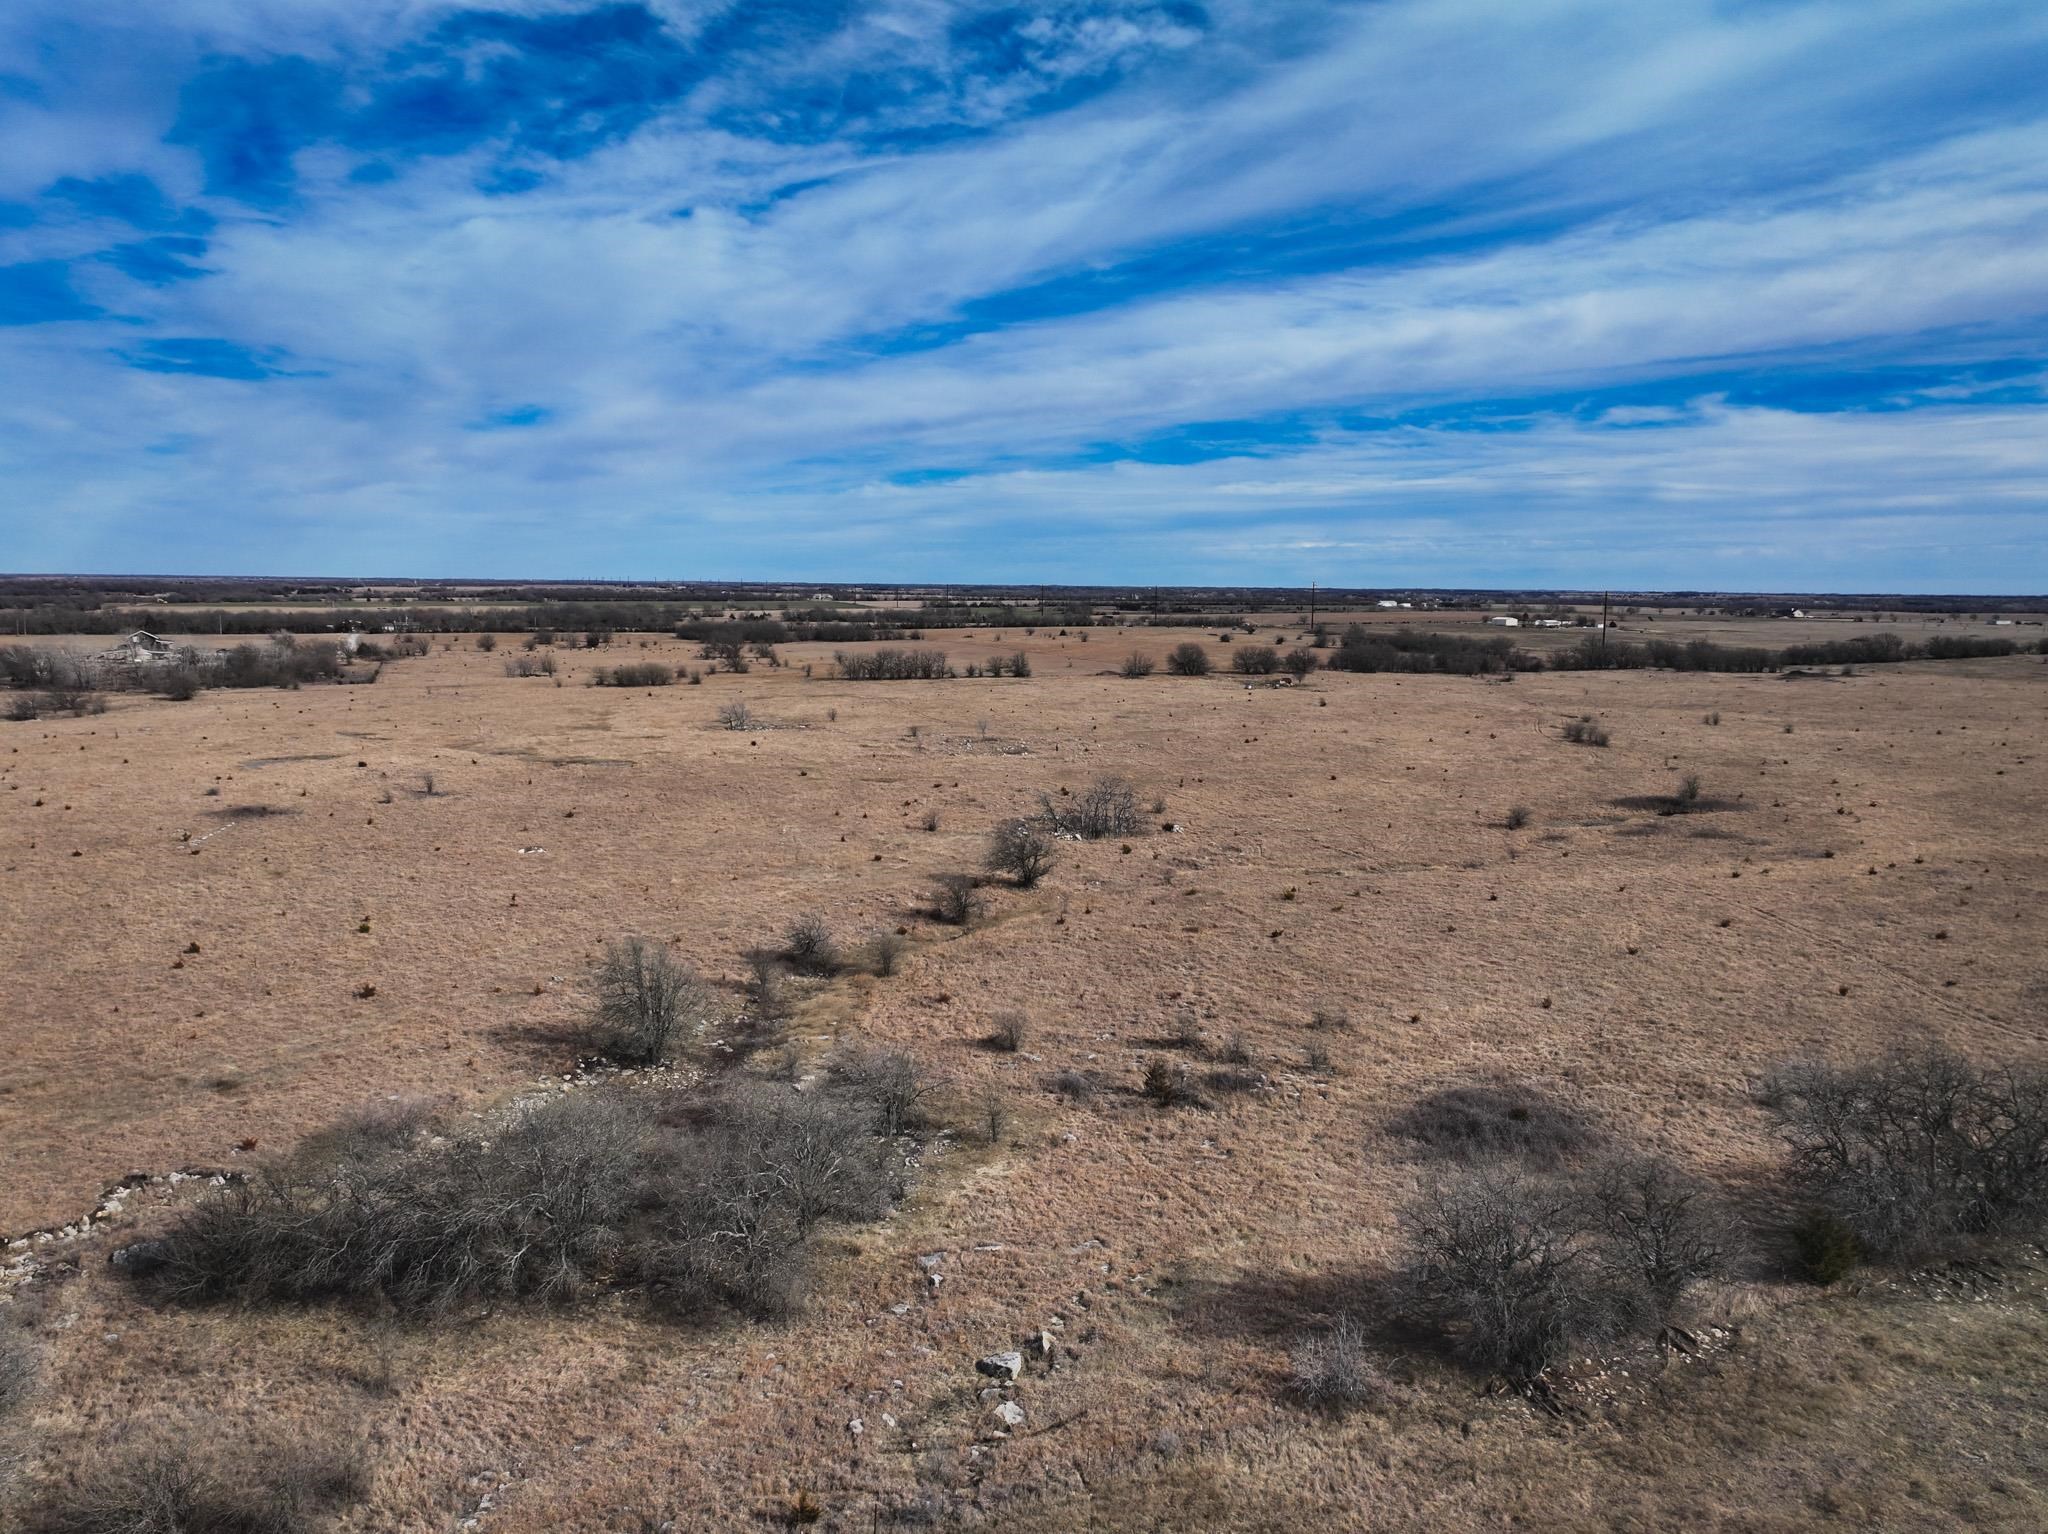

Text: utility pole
xmin=1600 ymin=590 xmax=1610 ymax=657
xmin=1308 ymin=580 xmax=1317 ymax=631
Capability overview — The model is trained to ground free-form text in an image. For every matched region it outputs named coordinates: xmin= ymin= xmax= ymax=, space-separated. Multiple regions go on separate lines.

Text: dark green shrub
xmin=1790 ymin=1209 xmax=1862 ymax=1284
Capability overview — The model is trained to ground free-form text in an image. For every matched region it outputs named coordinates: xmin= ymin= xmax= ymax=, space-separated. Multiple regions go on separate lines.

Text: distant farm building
xmin=124 ymin=630 xmax=173 ymax=660
xmin=1485 ymin=615 xmax=1521 ymax=627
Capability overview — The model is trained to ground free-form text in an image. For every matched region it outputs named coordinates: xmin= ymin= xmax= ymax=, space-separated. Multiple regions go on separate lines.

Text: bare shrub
xmin=1142 ymin=1058 xmax=1209 ymax=1109
xmin=1282 ymin=646 xmax=1320 ymax=679
xmin=1203 ymin=1067 xmax=1266 ymax=1095
xmin=21 ymin=1430 xmax=370 ymax=1534
xmin=650 ymin=1088 xmax=903 ymax=1319
xmin=929 ymin=872 xmax=983 ymax=925
xmin=1504 ymin=804 xmax=1531 ymax=830
xmin=1398 ymin=1164 xmax=1615 ymax=1380
xmin=1389 ymin=1082 xmax=1598 ymax=1164
xmin=1038 ymin=774 xmax=1139 ymax=839
xmin=476 ymin=634 xmax=497 ymax=652
xmin=1579 ymin=1154 xmax=1731 ymax=1321
xmin=1231 ymin=645 xmax=1280 ymax=675
xmin=985 ymin=817 xmax=1056 ymax=887
xmin=1763 ymin=1049 xmax=2048 ymax=1260
xmin=747 ymin=952 xmax=789 ymax=1019
xmin=1048 ymin=1069 xmax=1098 ymax=1102
xmin=1120 ymin=653 xmax=1155 ymax=678
xmin=1219 ymin=1029 xmax=1253 ymax=1066
xmin=866 ymin=930 xmax=908 ymax=976
xmin=1673 ymin=773 xmax=1703 ymax=811
xmin=591 ymin=937 xmax=708 ymax=1066
xmin=783 ymin=913 xmax=838 ymax=975
xmin=142 ymin=1085 xmax=909 ymax=1324
xmin=1006 ymin=651 xmax=1031 ymax=678
xmin=716 ymin=700 xmax=753 ymax=730
xmin=1166 ymin=642 xmax=1211 ymax=677
xmin=976 ymin=1083 xmax=1009 ymax=1145
xmin=153 ymin=664 xmax=204 ymax=701
xmin=1288 ymin=1319 xmax=1385 ymax=1413
xmin=988 ymin=1011 xmax=1028 ymax=1053
xmin=835 ymin=648 xmax=950 ymax=681
xmin=830 ymin=1048 xmax=934 ymax=1137
xmin=149 ymin=1092 xmax=647 ymax=1312
xmin=595 ymin=661 xmax=673 ymax=687
xmin=1561 ymin=715 xmax=1611 ymax=747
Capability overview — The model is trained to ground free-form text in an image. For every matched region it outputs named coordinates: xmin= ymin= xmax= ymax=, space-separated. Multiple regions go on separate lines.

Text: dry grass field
xmin=4 ymin=626 xmax=2047 ymax=1531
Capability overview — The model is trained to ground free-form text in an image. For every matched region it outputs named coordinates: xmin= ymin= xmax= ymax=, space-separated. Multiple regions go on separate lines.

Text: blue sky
xmin=2 ymin=0 xmax=2046 ymax=590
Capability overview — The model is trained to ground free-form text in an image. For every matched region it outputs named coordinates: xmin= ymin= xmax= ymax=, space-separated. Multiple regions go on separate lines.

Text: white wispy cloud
xmin=1 ymin=0 xmax=2045 ymax=585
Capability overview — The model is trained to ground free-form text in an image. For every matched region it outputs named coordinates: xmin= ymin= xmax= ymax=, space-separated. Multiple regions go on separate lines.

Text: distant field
xmin=4 ymin=626 xmax=2046 ymax=1531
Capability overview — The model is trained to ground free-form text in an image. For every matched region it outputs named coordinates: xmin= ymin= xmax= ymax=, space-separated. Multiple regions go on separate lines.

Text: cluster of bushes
xmin=0 ymin=646 xmax=97 ymax=692
xmin=835 ymin=648 xmax=951 ymax=681
xmin=1763 ymin=1049 xmax=2048 ymax=1269
xmin=963 ymin=652 xmax=1031 ymax=678
xmin=504 ymin=652 xmax=558 ymax=677
xmin=215 ymin=640 xmax=349 ymax=688
xmin=123 ymin=639 xmax=365 ymax=700
xmin=1 ymin=646 xmax=120 ymax=715
xmin=1370 ymin=1081 xmax=1727 ymax=1381
xmin=1561 ymin=714 xmax=1611 ymax=746
xmin=591 ymin=662 xmax=673 ymax=687
xmin=1397 ymin=1154 xmax=1730 ymax=1380
xmin=1554 ymin=630 xmax=2034 ymax=673
xmin=1165 ymin=642 xmax=1210 ymax=676
xmin=1327 ymin=626 xmax=1520 ymax=675
xmin=1310 ymin=1047 xmax=2048 ymax=1395
xmin=6 ymin=688 xmax=105 ymax=721
xmin=132 ymin=1063 xmax=923 ymax=1321
xmin=118 ymin=924 xmax=937 ymax=1326
xmin=17 ymin=1428 xmax=369 ymax=1534
xmin=1037 ymin=775 xmax=1141 ymax=839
